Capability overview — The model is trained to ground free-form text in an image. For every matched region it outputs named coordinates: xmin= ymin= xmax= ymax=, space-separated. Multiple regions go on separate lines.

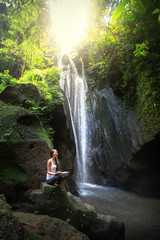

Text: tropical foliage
xmin=75 ymin=0 xmax=160 ymax=140
xmin=0 ymin=0 xmax=63 ymax=140
xmin=0 ymin=0 xmax=60 ymax=77
xmin=0 ymin=0 xmax=63 ymax=105
xmin=0 ymin=0 xmax=160 ymax=141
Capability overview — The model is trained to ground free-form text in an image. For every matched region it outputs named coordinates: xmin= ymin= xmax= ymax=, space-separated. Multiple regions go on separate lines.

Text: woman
xmin=46 ymin=149 xmax=69 ymax=186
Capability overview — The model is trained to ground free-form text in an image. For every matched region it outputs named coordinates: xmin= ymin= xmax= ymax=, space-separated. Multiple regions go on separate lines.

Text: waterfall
xmin=59 ymin=55 xmax=89 ymax=183
xmin=58 ymin=55 xmax=144 ymax=189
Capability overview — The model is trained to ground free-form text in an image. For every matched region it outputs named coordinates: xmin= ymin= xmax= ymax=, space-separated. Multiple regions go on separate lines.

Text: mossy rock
xmin=0 ymin=194 xmax=29 ymax=240
xmin=0 ymin=101 xmax=53 ymax=199
xmin=0 ymin=101 xmax=52 ymax=147
xmin=0 ymin=83 xmax=42 ymax=108
xmin=27 ymin=183 xmax=125 ymax=240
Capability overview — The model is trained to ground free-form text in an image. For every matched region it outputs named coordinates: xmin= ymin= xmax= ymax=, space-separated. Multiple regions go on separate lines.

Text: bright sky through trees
xmin=50 ymin=0 xmax=90 ymax=53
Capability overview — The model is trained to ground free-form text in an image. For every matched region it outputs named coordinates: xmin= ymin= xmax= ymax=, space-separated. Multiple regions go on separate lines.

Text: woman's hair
xmin=51 ymin=149 xmax=57 ymax=158
xmin=50 ymin=149 xmax=58 ymax=170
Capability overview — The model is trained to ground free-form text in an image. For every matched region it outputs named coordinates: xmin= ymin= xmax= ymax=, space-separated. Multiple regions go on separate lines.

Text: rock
xmin=0 ymin=194 xmax=28 ymax=240
xmin=14 ymin=212 xmax=90 ymax=240
xmin=62 ymin=54 xmax=70 ymax=65
xmin=50 ymin=105 xmax=77 ymax=195
xmin=25 ymin=182 xmax=125 ymax=240
xmin=0 ymin=101 xmax=52 ymax=200
xmin=0 ymin=83 xmax=42 ymax=108
xmin=0 ymin=194 xmax=89 ymax=240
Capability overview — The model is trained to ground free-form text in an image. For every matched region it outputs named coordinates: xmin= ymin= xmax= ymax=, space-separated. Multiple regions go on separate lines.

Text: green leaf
xmin=152 ymin=9 xmax=160 ymax=14
xmin=111 ymin=0 xmax=130 ymax=21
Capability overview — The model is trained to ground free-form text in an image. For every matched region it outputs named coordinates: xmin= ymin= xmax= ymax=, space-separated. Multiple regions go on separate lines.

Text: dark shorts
xmin=46 ymin=173 xmax=69 ymax=185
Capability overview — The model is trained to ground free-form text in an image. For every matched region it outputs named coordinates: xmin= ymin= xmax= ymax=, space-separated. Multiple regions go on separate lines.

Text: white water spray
xmin=59 ymin=56 xmax=89 ymax=183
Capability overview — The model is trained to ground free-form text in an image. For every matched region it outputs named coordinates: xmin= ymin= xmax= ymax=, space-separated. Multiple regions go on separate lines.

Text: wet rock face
xmin=84 ymin=87 xmax=144 ymax=187
xmin=82 ymin=86 xmax=160 ymax=197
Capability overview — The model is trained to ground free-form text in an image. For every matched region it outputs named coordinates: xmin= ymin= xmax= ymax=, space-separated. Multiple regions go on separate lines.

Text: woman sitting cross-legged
xmin=46 ymin=149 xmax=69 ymax=187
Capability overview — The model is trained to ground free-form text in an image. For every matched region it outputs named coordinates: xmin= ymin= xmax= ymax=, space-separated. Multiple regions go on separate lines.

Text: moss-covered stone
xmin=0 ymin=194 xmax=29 ymax=240
xmin=26 ymin=183 xmax=125 ymax=240
xmin=0 ymin=101 xmax=52 ymax=147
xmin=0 ymin=101 xmax=53 ymax=200
xmin=0 ymin=83 xmax=42 ymax=108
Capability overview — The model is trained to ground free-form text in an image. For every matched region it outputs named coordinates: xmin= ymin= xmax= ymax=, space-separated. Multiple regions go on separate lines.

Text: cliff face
xmin=87 ymin=87 xmax=143 ymax=184
xmin=85 ymin=86 xmax=160 ymax=197
xmin=59 ymin=55 xmax=160 ymax=197
xmin=0 ymin=83 xmax=77 ymax=201
xmin=0 ymin=84 xmax=52 ymax=201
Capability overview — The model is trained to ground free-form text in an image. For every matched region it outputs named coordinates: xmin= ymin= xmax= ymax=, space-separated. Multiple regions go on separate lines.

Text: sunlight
xmin=50 ymin=0 xmax=90 ymax=54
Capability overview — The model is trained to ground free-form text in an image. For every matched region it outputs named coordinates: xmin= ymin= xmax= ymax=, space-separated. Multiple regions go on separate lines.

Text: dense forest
xmin=0 ymin=0 xmax=160 ymax=141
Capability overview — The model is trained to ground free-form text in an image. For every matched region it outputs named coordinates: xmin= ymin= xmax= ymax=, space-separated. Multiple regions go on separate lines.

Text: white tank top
xmin=46 ymin=159 xmax=57 ymax=180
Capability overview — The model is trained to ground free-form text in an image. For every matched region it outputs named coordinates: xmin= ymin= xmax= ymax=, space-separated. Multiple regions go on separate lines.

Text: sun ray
xmin=50 ymin=0 xmax=90 ymax=54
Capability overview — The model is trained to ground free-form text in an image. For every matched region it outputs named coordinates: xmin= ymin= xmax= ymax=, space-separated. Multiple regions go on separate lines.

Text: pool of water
xmin=79 ymin=183 xmax=160 ymax=240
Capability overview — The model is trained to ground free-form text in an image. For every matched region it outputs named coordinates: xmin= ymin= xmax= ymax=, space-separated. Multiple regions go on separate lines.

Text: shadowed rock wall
xmin=85 ymin=86 xmax=160 ymax=197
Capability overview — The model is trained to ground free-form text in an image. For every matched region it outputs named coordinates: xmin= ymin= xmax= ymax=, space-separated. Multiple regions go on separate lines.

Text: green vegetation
xmin=0 ymin=165 xmax=27 ymax=184
xmin=0 ymin=0 xmax=159 ymax=142
xmin=75 ymin=0 xmax=160 ymax=140
xmin=0 ymin=101 xmax=53 ymax=147
xmin=0 ymin=0 xmax=60 ymax=76
xmin=0 ymin=0 xmax=63 ymax=106
xmin=0 ymin=0 xmax=64 ymax=144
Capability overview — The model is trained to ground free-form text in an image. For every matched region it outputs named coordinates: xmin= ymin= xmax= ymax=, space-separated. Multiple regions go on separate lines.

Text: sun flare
xmin=50 ymin=0 xmax=90 ymax=54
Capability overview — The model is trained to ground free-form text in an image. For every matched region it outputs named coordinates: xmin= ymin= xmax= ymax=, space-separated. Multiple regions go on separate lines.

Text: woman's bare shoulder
xmin=47 ymin=159 xmax=52 ymax=164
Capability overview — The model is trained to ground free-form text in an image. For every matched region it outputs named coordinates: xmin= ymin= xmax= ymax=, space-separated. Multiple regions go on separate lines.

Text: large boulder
xmin=0 ymin=194 xmax=89 ymax=240
xmin=0 ymin=101 xmax=52 ymax=200
xmin=0 ymin=83 xmax=42 ymax=108
xmin=15 ymin=212 xmax=89 ymax=240
xmin=24 ymin=182 xmax=125 ymax=240
xmin=0 ymin=194 xmax=28 ymax=240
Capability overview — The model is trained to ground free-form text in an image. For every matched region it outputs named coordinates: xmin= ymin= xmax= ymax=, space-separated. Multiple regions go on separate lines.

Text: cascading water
xmin=58 ymin=55 xmax=144 ymax=189
xmin=59 ymin=55 xmax=89 ymax=183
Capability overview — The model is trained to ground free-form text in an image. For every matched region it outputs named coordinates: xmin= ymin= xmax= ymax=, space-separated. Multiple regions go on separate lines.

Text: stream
xmin=79 ymin=183 xmax=160 ymax=240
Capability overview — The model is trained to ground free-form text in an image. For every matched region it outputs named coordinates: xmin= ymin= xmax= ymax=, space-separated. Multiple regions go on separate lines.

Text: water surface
xmin=79 ymin=183 xmax=160 ymax=240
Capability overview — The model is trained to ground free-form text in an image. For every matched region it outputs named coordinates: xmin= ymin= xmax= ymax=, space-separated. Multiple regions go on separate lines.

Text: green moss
xmin=0 ymin=166 xmax=27 ymax=184
xmin=36 ymin=126 xmax=53 ymax=149
xmin=0 ymin=101 xmax=53 ymax=147
xmin=0 ymin=101 xmax=28 ymax=143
